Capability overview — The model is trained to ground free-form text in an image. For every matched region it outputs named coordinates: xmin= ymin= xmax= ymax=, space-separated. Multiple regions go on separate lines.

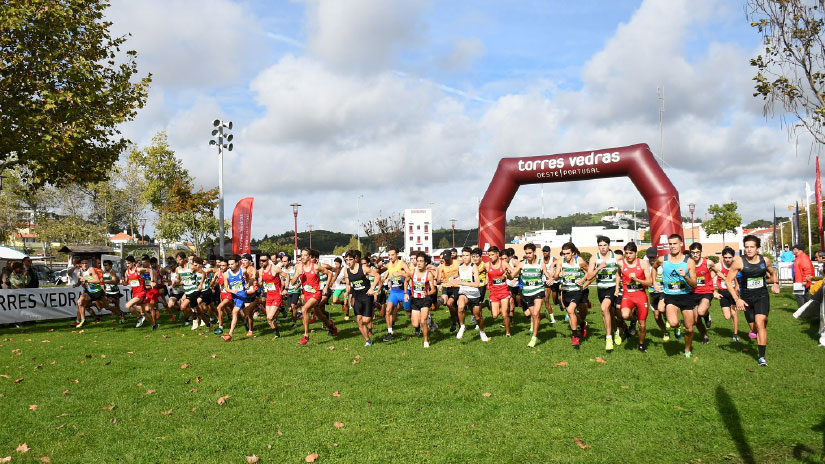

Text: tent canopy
xmin=0 ymin=246 xmax=28 ymax=260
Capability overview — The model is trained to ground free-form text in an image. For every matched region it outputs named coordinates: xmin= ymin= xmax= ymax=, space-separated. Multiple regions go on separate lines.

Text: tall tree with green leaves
xmin=703 ymin=202 xmax=743 ymax=246
xmin=0 ymin=0 xmax=151 ymax=188
xmin=748 ymin=0 xmax=825 ymax=144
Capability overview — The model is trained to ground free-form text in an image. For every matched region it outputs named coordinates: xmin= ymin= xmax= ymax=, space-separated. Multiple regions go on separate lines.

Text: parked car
xmin=30 ymin=264 xmax=54 ymax=283
xmin=52 ymin=269 xmax=68 ymax=285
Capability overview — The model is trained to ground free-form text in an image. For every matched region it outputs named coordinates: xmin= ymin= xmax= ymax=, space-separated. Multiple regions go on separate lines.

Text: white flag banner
xmin=0 ymin=286 xmax=138 ymax=324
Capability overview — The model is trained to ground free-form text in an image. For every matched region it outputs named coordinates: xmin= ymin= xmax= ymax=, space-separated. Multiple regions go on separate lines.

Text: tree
xmin=748 ymin=0 xmax=825 ymax=144
xmin=0 ymin=0 xmax=151 ymax=189
xmin=362 ymin=212 xmax=403 ymax=252
xmin=745 ymin=219 xmax=773 ymax=229
xmin=332 ymin=235 xmax=360 ymax=256
xmin=438 ymin=236 xmax=450 ymax=248
xmin=703 ymin=202 xmax=742 ymax=246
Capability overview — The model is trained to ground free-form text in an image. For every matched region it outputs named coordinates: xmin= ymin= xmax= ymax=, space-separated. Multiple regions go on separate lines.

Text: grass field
xmin=1 ymin=288 xmax=824 ymax=463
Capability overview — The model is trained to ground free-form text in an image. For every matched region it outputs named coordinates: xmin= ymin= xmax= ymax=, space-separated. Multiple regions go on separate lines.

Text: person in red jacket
xmin=793 ymin=244 xmax=814 ymax=308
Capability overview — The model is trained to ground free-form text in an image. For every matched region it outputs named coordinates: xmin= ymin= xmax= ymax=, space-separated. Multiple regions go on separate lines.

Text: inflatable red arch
xmin=478 ymin=143 xmax=683 ymax=256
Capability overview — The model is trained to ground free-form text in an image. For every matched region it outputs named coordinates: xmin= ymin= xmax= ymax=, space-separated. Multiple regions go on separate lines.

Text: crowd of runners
xmin=68 ymin=233 xmax=779 ymax=366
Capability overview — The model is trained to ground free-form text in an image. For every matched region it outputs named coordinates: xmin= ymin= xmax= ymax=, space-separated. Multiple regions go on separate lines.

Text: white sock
xmin=388 ymin=328 xmax=393 ymax=334
xmin=549 ymin=314 xmax=556 ymax=322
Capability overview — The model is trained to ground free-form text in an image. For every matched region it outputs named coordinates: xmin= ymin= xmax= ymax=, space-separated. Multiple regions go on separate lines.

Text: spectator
xmin=793 ymin=244 xmax=814 ymax=308
xmin=8 ymin=262 xmax=30 ymax=289
xmin=780 ymin=244 xmax=795 ymax=262
xmin=67 ymin=257 xmax=81 ymax=287
xmin=794 ymin=250 xmax=825 ymax=346
xmin=22 ymin=257 xmax=39 ymax=288
xmin=0 ymin=261 xmax=12 ymax=289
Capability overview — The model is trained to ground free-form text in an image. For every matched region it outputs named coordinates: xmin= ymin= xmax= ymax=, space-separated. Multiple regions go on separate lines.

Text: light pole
xmin=688 ymin=202 xmax=695 ymax=243
xmin=307 ymin=223 xmax=313 ymax=249
xmin=357 ymin=194 xmax=364 ymax=252
xmin=139 ymin=216 xmax=147 ymax=245
xmin=450 ymin=218 xmax=456 ymax=248
xmin=209 ymin=119 xmax=233 ymax=257
xmin=290 ymin=203 xmax=301 ymax=260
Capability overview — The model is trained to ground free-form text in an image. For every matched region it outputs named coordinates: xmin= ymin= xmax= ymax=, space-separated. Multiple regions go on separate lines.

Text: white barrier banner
xmin=0 ymin=286 xmax=137 ymax=324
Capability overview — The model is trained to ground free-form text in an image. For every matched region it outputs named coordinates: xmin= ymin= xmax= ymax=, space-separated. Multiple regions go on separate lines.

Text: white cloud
xmin=437 ymin=37 xmax=485 ymax=72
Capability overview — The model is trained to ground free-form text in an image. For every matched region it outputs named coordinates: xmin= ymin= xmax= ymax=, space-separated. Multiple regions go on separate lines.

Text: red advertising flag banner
xmin=232 ymin=197 xmax=254 ymax=255
xmin=817 ymin=156 xmax=823 ymax=247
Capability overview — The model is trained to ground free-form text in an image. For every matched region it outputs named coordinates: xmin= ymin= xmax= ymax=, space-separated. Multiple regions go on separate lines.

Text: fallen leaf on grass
xmin=180 ymin=363 xmax=190 ymax=369
xmin=0 ymin=374 xmax=8 ymax=379
xmin=17 ymin=443 xmax=30 ymax=453
xmin=554 ymin=361 xmax=568 ymax=367
xmin=268 ymin=444 xmax=272 ymax=449
xmin=85 ymin=354 xmax=92 ymax=359
xmin=192 ymin=407 xmax=198 ymax=412
xmin=573 ymin=438 xmax=590 ymax=450
xmin=621 ymin=385 xmax=630 ymax=389
xmin=305 ymin=453 xmax=319 ymax=462
xmin=71 ymin=379 xmax=79 ymax=384
xmin=100 ymin=354 xmax=106 ymax=359
xmin=332 ymin=391 xmax=340 ymax=397
xmin=595 ymin=357 xmax=606 ymax=364
xmin=210 ymin=353 xmax=217 ymax=359
xmin=162 ymin=335 xmax=170 ymax=339
xmin=110 ymin=418 xmax=116 ymax=424
xmin=41 ymin=340 xmax=50 ymax=343
xmin=246 ymin=455 xmax=259 ymax=463
xmin=328 ymin=345 xmax=335 ymax=350
xmin=355 ymin=355 xmax=361 ymax=359
xmin=352 ymin=359 xmax=359 ymax=365
xmin=62 ymin=390 xmax=69 ymax=395
xmin=55 ymin=424 xmax=65 ymax=429
xmin=0 ymin=457 xmax=9 ymax=463
xmin=127 ymin=351 xmax=134 ymax=355
xmin=14 ymin=378 xmax=23 ymax=383
xmin=105 ymin=405 xmax=116 ymax=410
xmin=146 ymin=389 xmax=155 ymax=395
xmin=196 ymin=376 xmax=202 ymax=383
xmin=161 ymin=409 xmax=173 ymax=415
xmin=29 ymin=404 xmax=38 ymax=410
xmin=334 ymin=421 xmax=344 ymax=429
xmin=40 ymin=456 xmax=51 ymax=462
xmin=277 ymin=430 xmax=283 ymax=436
xmin=217 ymin=395 xmax=230 ymax=405
xmin=482 ymin=392 xmax=492 ymax=397
xmin=189 ymin=388 xmax=198 ymax=393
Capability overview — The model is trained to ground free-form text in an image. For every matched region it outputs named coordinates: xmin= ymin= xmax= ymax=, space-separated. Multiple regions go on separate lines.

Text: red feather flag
xmin=232 ymin=197 xmax=254 ymax=254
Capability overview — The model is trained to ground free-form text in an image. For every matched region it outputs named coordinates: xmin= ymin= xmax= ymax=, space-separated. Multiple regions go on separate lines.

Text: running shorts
xmin=489 ymin=285 xmax=510 ymax=303
xmin=442 ymin=287 xmax=459 ymax=302
xmin=521 ymin=292 xmax=544 ymax=310
xmin=85 ymin=290 xmax=105 ymax=302
xmin=621 ymin=291 xmax=649 ymax=321
xmin=693 ymin=293 xmax=713 ymax=305
xmin=332 ymin=289 xmax=347 ymax=300
xmin=266 ymin=290 xmax=283 ymax=307
xmin=649 ymin=292 xmax=664 ymax=309
xmin=303 ymin=290 xmax=322 ymax=302
xmin=169 ymin=290 xmax=184 ymax=300
xmin=130 ymin=286 xmax=146 ymax=300
xmin=479 ymin=287 xmax=487 ymax=302
xmin=105 ymin=291 xmax=122 ymax=300
xmin=198 ymin=289 xmax=213 ymax=304
xmin=562 ymin=291 xmax=587 ymax=308
xmin=742 ymin=295 xmax=770 ymax=323
xmin=144 ymin=288 xmax=159 ymax=304
xmin=387 ymin=290 xmax=405 ymax=306
xmin=183 ymin=291 xmax=200 ymax=305
xmin=664 ymin=293 xmax=695 ymax=311
xmin=244 ymin=292 xmax=258 ymax=304
xmin=220 ymin=291 xmax=233 ymax=301
xmin=508 ymin=285 xmax=520 ymax=297
xmin=717 ymin=289 xmax=734 ymax=308
xmin=352 ymin=295 xmax=375 ymax=318
xmin=287 ymin=292 xmax=301 ymax=307
xmin=597 ymin=286 xmax=620 ymax=306
xmin=410 ymin=296 xmax=431 ymax=311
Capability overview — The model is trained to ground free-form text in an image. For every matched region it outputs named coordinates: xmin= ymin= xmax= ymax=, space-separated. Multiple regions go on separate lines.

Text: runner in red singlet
xmin=689 ymin=242 xmax=713 ymax=344
xmin=259 ymin=253 xmax=288 ymax=338
xmin=486 ymin=246 xmax=515 ymax=337
xmin=616 ymin=242 xmax=652 ymax=352
xmin=213 ymin=258 xmax=234 ymax=335
xmin=123 ymin=256 xmax=146 ymax=324
xmin=711 ymin=246 xmax=740 ymax=342
xmin=288 ymin=248 xmax=337 ymax=345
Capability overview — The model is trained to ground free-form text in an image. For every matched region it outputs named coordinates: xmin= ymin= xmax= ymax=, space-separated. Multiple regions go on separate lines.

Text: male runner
xmin=222 ymin=254 xmax=253 ymax=341
xmin=259 ymin=253 xmax=288 ymax=337
xmin=470 ymin=247 xmax=488 ymax=329
xmin=345 ymin=249 xmax=382 ymax=346
xmin=711 ymin=247 xmax=740 ymax=342
xmin=241 ymin=254 xmax=259 ymax=329
xmin=102 ymin=260 xmax=126 ymax=323
xmin=383 ymin=247 xmax=411 ymax=342
xmin=724 ymin=234 xmax=780 ymax=366
xmin=553 ymin=242 xmax=590 ymax=349
xmin=166 ymin=252 xmax=187 ymax=323
xmin=587 ymin=236 xmax=621 ymax=350
xmin=281 ymin=254 xmax=302 ymax=328
xmin=123 ymin=256 xmax=148 ymax=326
xmin=405 ymin=251 xmax=436 ymax=346
xmin=509 ymin=243 xmax=551 ymax=348
xmin=505 ymin=248 xmax=521 ymax=318
xmin=139 ymin=255 xmax=160 ymax=330
xmin=437 ymin=250 xmax=460 ymax=332
xmin=486 ymin=246 xmax=514 ymax=336
xmin=646 ymin=247 xmax=671 ymax=340
xmin=75 ymin=258 xmax=108 ymax=328
xmin=689 ymin=242 xmax=713 ymax=344
xmin=655 ymin=234 xmax=698 ymax=358
xmin=541 ymin=245 xmax=558 ymax=325
xmin=329 ymin=257 xmax=350 ymax=320
xmin=213 ymin=258 xmax=234 ymax=335
xmin=616 ymin=242 xmax=652 ymax=352
xmin=178 ymin=256 xmax=203 ymax=329
xmin=289 ymin=248 xmax=338 ymax=345
xmin=455 ymin=246 xmax=488 ymax=342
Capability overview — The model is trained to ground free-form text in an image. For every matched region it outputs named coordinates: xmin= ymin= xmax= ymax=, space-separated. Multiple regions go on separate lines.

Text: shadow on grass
xmin=715 ymin=385 xmax=755 ymax=464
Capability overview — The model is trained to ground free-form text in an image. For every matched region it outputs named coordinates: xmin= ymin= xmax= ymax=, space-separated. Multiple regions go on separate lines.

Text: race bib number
xmin=719 ymin=279 xmax=727 ymax=289
xmin=493 ymin=277 xmax=505 ymax=285
xmin=265 ymin=282 xmax=277 ymax=291
xmin=129 ymin=279 xmax=140 ymax=287
xmin=696 ymin=276 xmax=705 ymax=286
xmin=668 ymin=281 xmax=685 ymax=291
xmin=390 ymin=276 xmax=404 ymax=288
xmin=627 ymin=281 xmax=643 ymax=292
xmin=230 ymin=281 xmax=243 ymax=291
xmin=352 ymin=280 xmax=366 ymax=291
xmin=746 ymin=277 xmax=764 ymax=290
xmin=303 ymin=284 xmax=316 ymax=293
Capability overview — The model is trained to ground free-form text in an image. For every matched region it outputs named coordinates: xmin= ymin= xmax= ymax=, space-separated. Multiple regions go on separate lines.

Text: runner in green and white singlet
xmin=508 ymin=243 xmax=552 ymax=348
xmin=587 ymin=236 xmax=621 ymax=351
xmin=554 ymin=242 xmax=590 ymax=349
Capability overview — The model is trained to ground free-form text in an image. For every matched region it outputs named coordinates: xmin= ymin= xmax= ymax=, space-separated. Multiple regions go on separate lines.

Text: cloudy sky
xmin=106 ymin=0 xmax=817 ymax=238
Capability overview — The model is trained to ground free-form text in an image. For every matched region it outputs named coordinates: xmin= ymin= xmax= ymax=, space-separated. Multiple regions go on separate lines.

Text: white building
xmin=404 ymin=208 xmax=433 ymax=258
xmin=521 ymin=226 xmax=641 ymax=249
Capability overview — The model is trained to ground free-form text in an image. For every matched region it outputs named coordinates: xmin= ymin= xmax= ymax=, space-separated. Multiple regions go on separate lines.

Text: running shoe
xmin=190 ymin=319 xmax=199 ymax=330
xmin=365 ymin=340 xmax=373 ymax=347
xmin=329 ymin=325 xmax=339 ymax=336
xmin=748 ymin=331 xmax=757 ymax=339
xmin=246 ymin=330 xmax=253 ymax=337
xmin=76 ymin=319 xmax=86 ymax=328
xmin=170 ymin=314 xmax=177 ymax=322
xmin=70 ymin=321 xmax=79 ymax=327
xmin=309 ymin=313 xmax=318 ymax=324
xmin=450 ymin=321 xmax=457 ymax=333
xmin=222 ymin=334 xmax=232 ymax=342
xmin=480 ymin=332 xmax=489 ymax=342
xmin=662 ymin=331 xmax=670 ymax=342
xmin=732 ymin=334 xmax=739 ymax=343
xmin=214 ymin=327 xmax=223 ymax=335
xmin=273 ymin=328 xmax=281 ymax=338
xmin=298 ymin=335 xmax=309 ymax=345
xmin=565 ymin=314 xmax=570 ymax=322
xmin=344 ymin=315 xmax=350 ymax=321
xmin=423 ymin=341 xmax=430 ymax=348
xmin=549 ymin=315 xmax=556 ymax=325
xmin=527 ymin=336 xmax=538 ymax=348
xmin=297 ymin=311 xmax=303 ymax=319
xmin=456 ymin=326 xmax=466 ymax=340
xmin=702 ymin=335 xmax=710 ymax=344
xmin=291 ymin=323 xmax=297 ymax=329
xmin=638 ymin=344 xmax=647 ymax=353
xmin=757 ymin=357 xmax=767 ymax=367
xmin=383 ymin=333 xmax=394 ymax=342
xmin=705 ymin=314 xmax=712 ymax=328
xmin=605 ymin=337 xmax=614 ymax=351
xmin=674 ymin=326 xmax=683 ymax=340
xmin=469 ymin=316 xmax=476 ymax=324
xmin=505 ymin=333 xmax=511 ymax=338
xmin=152 ymin=323 xmax=159 ymax=331
xmin=581 ymin=321 xmax=588 ymax=339
xmin=613 ymin=331 xmax=622 ymax=346
xmin=136 ymin=316 xmax=145 ymax=328
xmin=415 ymin=327 xmax=422 ymax=337
xmin=684 ymin=351 xmax=691 ymax=358
xmin=119 ymin=317 xmax=127 ymax=324
xmin=183 ymin=320 xmax=191 ymax=326
xmin=628 ymin=320 xmax=637 ymax=336
xmin=571 ymin=335 xmax=580 ymax=348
